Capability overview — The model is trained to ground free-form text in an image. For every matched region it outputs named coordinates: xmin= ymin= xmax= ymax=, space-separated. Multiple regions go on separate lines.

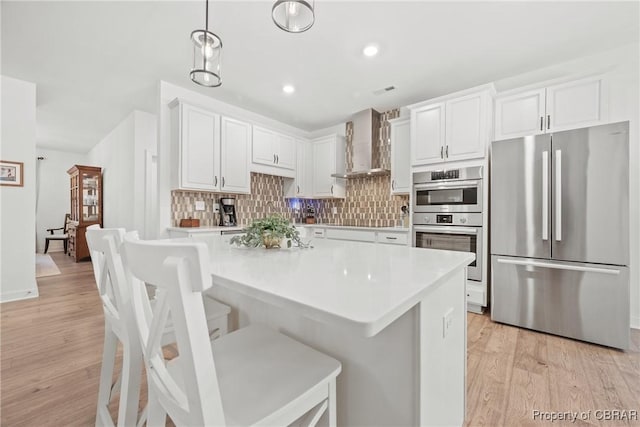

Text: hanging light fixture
xmin=190 ymin=0 xmax=222 ymax=87
xmin=272 ymin=0 xmax=315 ymax=33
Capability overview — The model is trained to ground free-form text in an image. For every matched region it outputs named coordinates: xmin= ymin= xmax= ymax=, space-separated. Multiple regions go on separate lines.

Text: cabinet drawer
xmin=326 ymin=228 xmax=376 ymax=243
xmin=466 ymin=287 xmax=485 ymax=305
xmin=311 ymin=228 xmax=325 ymax=238
xmin=376 ymin=232 xmax=408 ymax=245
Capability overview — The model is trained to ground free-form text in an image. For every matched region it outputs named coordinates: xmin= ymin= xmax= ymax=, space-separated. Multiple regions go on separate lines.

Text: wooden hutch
xmin=67 ymin=165 xmax=102 ymax=261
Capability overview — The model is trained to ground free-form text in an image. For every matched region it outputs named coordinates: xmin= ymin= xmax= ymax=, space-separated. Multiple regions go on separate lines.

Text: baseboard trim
xmin=631 ymin=316 xmax=640 ymax=330
xmin=0 ymin=288 xmax=39 ymax=303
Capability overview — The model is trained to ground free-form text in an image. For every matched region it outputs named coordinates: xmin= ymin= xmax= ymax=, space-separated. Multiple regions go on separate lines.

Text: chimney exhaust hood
xmin=331 ymin=108 xmax=390 ymax=179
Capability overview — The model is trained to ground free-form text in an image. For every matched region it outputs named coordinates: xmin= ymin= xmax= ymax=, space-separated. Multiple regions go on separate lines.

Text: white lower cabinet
xmin=376 ymin=231 xmax=409 ymax=246
xmin=325 ymin=228 xmax=376 ymax=243
xmin=306 ymin=226 xmax=409 ymax=246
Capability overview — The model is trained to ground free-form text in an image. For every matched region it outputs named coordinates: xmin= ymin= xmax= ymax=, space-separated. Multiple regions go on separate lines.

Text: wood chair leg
xmin=44 ymin=239 xmax=50 ymax=254
xmin=96 ymin=327 xmax=118 ymax=427
xmin=116 ymin=341 xmax=143 ymax=427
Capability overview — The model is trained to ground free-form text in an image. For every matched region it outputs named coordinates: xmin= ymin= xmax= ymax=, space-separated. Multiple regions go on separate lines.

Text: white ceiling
xmin=2 ymin=1 xmax=638 ymax=153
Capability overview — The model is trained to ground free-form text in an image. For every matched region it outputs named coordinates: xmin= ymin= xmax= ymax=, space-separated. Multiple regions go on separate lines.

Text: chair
xmin=44 ymin=213 xmax=71 ymax=254
xmin=85 ymin=225 xmax=231 ymax=427
xmin=120 ymin=235 xmax=341 ymax=427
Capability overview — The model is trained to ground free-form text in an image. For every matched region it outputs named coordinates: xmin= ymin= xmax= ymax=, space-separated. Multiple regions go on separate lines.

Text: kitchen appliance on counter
xmin=412 ymin=166 xmax=486 ymax=313
xmin=305 ymin=204 xmax=316 ymax=224
xmin=219 ymin=197 xmax=238 ymax=227
xmin=491 ymin=121 xmax=629 ymax=349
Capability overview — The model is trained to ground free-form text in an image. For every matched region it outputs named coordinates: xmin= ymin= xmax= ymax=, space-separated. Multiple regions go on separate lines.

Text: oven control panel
xmin=413 ymin=212 xmax=482 ymax=227
xmin=430 ymin=170 xmax=459 ymax=180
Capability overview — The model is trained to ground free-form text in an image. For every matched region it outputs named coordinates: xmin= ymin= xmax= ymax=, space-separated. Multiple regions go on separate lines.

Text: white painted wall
xmin=493 ymin=42 xmax=640 ymax=329
xmin=35 ymin=148 xmax=87 ymax=253
xmin=156 ymin=81 xmax=312 ymax=237
xmin=88 ymin=110 xmax=156 ymax=234
xmin=0 ymin=75 xmax=38 ymax=302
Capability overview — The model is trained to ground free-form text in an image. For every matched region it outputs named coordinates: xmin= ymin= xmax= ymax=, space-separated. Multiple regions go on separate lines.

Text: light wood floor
xmin=1 ymin=252 xmax=639 ymax=427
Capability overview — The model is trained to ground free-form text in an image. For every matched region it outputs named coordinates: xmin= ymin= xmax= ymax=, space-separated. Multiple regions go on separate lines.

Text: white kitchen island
xmin=199 ymin=236 xmax=474 ymax=427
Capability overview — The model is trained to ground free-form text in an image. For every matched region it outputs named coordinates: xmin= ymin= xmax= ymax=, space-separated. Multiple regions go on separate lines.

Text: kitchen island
xmin=199 ymin=236 xmax=474 ymax=426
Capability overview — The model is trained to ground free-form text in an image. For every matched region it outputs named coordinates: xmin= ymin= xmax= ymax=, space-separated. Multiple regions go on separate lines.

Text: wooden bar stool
xmin=120 ymin=235 xmax=341 ymax=427
xmin=85 ymin=225 xmax=231 ymax=427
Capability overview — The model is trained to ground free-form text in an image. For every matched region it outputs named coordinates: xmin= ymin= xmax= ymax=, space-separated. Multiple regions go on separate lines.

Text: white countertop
xmin=200 ymin=237 xmax=473 ymax=337
xmin=167 ymin=226 xmax=244 ymax=233
xmin=296 ymin=224 xmax=410 ymax=233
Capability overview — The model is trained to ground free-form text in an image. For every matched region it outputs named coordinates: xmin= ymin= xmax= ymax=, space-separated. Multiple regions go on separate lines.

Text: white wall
xmin=156 ymin=81 xmax=312 ymax=237
xmin=0 ymin=75 xmax=37 ymax=302
xmin=493 ymin=42 xmax=640 ymax=329
xmin=88 ymin=110 xmax=156 ymax=234
xmin=35 ymin=148 xmax=87 ymax=253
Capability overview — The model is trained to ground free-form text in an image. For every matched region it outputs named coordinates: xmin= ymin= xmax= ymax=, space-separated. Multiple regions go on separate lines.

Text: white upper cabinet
xmin=495 ymin=74 xmax=608 ymax=140
xmin=251 ymin=125 xmax=296 ymax=170
xmin=389 ymin=117 xmax=410 ymax=195
xmin=312 ymin=134 xmax=345 ymax=198
xmin=494 ymin=88 xmax=546 ymax=140
xmin=410 ymin=85 xmax=493 ymax=166
xmin=284 ymin=138 xmax=309 ymax=198
xmin=411 ymin=103 xmax=445 ymax=165
xmin=220 ymin=117 xmax=251 ymax=194
xmin=545 ymin=76 xmax=607 ymax=132
xmin=170 ymin=100 xmax=221 ymax=191
xmin=445 ymin=92 xmax=487 ymax=162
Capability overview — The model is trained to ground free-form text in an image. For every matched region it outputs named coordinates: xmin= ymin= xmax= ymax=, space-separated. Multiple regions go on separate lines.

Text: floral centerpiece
xmin=229 ymin=215 xmax=309 ymax=249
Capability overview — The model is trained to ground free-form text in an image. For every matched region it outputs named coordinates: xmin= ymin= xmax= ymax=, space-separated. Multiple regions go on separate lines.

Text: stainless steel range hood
xmin=331 ymin=108 xmax=390 ymax=179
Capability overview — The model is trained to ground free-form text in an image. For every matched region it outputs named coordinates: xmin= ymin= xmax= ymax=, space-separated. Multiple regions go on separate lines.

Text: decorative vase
xmin=262 ymin=234 xmax=282 ymax=249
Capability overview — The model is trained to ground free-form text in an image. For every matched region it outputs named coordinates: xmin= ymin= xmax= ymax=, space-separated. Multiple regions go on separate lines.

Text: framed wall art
xmin=0 ymin=160 xmax=24 ymax=187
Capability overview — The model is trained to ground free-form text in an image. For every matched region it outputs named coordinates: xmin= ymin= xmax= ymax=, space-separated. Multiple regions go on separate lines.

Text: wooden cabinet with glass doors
xmin=67 ymin=165 xmax=102 ymax=261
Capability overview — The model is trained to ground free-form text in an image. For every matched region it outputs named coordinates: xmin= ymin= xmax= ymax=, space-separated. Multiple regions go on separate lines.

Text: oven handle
xmin=413 ymin=225 xmax=478 ymax=235
xmin=413 ymin=180 xmax=480 ymax=191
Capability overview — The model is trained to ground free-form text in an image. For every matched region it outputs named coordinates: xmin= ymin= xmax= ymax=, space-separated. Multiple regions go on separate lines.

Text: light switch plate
xmin=213 ymin=203 xmax=220 ymax=213
xmin=195 ymin=200 xmax=205 ymax=211
xmin=332 ymin=207 xmax=338 ymax=215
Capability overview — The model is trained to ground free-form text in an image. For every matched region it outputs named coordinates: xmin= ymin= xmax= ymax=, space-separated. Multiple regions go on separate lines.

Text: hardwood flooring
xmin=1 ymin=252 xmax=639 ymax=426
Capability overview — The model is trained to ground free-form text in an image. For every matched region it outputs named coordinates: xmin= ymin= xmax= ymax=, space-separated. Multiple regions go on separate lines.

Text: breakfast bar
xmin=201 ymin=236 xmax=474 ymax=426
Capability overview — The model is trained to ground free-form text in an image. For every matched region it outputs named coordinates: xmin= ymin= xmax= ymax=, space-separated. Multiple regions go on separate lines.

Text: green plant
xmin=229 ymin=215 xmax=309 ymax=249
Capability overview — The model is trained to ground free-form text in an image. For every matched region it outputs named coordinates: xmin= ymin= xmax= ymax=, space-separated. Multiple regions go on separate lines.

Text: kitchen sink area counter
xmin=200 ymin=236 xmax=473 ymax=426
xmin=167 ymin=226 xmax=244 ymax=238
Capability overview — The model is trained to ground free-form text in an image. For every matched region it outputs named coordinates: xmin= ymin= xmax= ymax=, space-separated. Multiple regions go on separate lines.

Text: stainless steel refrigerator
xmin=490 ymin=121 xmax=629 ymax=349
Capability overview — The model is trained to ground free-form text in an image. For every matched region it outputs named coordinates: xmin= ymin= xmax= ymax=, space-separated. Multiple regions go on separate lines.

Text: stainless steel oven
xmin=413 ymin=213 xmax=483 ymax=281
xmin=413 ymin=166 xmax=483 ymax=213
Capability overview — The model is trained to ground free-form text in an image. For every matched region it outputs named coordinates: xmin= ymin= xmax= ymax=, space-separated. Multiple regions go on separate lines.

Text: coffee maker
xmin=219 ymin=197 xmax=238 ymax=226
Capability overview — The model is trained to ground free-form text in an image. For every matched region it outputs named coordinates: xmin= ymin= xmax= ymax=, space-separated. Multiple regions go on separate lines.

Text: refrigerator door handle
xmin=555 ymin=149 xmax=562 ymax=241
xmin=496 ymin=258 xmax=621 ymax=275
xmin=542 ymin=151 xmax=549 ymax=241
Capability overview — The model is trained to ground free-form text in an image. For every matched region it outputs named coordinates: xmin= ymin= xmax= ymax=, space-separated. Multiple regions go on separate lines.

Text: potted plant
xmin=229 ymin=215 xmax=308 ymax=249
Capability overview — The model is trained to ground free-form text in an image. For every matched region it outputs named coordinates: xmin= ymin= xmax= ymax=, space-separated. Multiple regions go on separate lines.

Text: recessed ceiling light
xmin=363 ymin=44 xmax=379 ymax=57
xmin=283 ymin=84 xmax=295 ymax=94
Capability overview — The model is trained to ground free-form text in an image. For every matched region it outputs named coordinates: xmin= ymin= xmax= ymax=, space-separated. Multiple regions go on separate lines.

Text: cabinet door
xmin=312 ymin=138 xmax=335 ymax=197
xmin=494 ymin=88 xmax=545 ymax=140
xmin=546 ymin=76 xmax=606 ymax=133
xmin=390 ymin=119 xmax=411 ymax=195
xmin=284 ymin=139 xmax=308 ymax=198
xmin=252 ymin=126 xmax=276 ymax=166
xmin=181 ymin=104 xmax=220 ymax=190
xmin=411 ymin=103 xmax=445 ymax=166
xmin=220 ymin=117 xmax=251 ymax=194
xmin=275 ymin=133 xmax=296 ymax=169
xmin=445 ymin=92 xmax=486 ymax=162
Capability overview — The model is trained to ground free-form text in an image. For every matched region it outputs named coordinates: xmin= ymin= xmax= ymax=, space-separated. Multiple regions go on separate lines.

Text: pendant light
xmin=272 ymin=0 xmax=315 ymax=33
xmin=190 ymin=0 xmax=222 ymax=87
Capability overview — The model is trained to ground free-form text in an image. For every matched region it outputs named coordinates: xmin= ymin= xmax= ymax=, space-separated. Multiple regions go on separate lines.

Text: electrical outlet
xmin=195 ymin=200 xmax=205 ymax=211
xmin=332 ymin=207 xmax=338 ymax=215
xmin=442 ymin=308 xmax=454 ymax=338
xmin=213 ymin=203 xmax=220 ymax=214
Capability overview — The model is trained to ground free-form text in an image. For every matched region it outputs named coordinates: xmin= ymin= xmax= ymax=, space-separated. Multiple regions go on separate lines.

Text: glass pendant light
xmin=272 ymin=0 xmax=315 ymax=33
xmin=190 ymin=0 xmax=222 ymax=87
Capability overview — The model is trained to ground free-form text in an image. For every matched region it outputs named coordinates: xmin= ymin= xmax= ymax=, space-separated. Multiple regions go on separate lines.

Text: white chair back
xmin=121 ymin=235 xmax=225 ymax=426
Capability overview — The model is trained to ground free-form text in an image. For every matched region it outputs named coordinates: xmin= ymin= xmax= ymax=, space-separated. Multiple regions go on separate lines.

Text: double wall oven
xmin=412 ymin=166 xmax=483 ymax=282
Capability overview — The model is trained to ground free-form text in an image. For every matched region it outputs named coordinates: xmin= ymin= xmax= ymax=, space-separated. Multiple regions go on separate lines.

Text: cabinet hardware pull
xmin=330 ymin=185 xmax=334 ymax=194
xmin=547 ymin=115 xmax=551 ymax=130
xmin=440 ymin=146 xmax=444 ymax=159
xmin=392 ymin=180 xmax=395 ymax=190
xmin=214 ymin=176 xmax=218 ymax=186
xmin=386 ymin=236 xmax=397 ymax=240
xmin=446 ymin=145 xmax=449 ymax=158
xmin=222 ymin=177 xmax=225 ymax=187
xmin=273 ymin=154 xmax=276 ymax=163
xmin=297 ymin=185 xmax=300 ymax=194
xmin=276 ymin=154 xmax=279 ymax=164
xmin=540 ymin=116 xmax=543 ymax=131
